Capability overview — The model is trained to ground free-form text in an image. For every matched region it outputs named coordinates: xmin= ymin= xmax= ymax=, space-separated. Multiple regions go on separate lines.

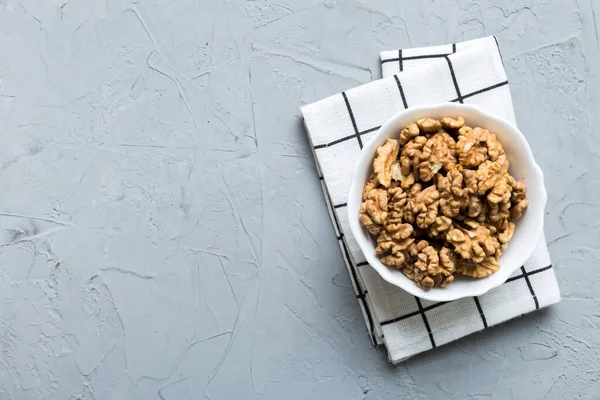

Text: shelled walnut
xmin=402 ymin=241 xmax=456 ymax=290
xmin=358 ymin=116 xmax=528 ymax=291
xmin=373 ymin=139 xmax=399 ymax=188
xmin=446 ymin=220 xmax=500 ymax=263
xmin=418 ymin=132 xmax=457 ymax=182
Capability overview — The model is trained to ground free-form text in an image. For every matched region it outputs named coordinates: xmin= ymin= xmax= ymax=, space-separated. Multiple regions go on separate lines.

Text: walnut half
xmin=418 ymin=132 xmax=457 ymax=182
xmin=446 ymin=220 xmax=499 ymax=263
xmin=359 ymin=186 xmax=388 ymax=235
xmin=402 ymin=241 xmax=455 ymax=291
xmin=373 ymin=139 xmax=399 ymax=188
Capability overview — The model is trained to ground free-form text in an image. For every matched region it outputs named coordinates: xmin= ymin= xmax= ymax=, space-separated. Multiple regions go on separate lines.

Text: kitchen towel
xmin=300 ymin=36 xmax=561 ymax=363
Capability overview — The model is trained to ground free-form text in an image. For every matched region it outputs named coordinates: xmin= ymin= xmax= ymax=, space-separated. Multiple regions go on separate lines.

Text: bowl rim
xmin=347 ymin=103 xmax=547 ymax=302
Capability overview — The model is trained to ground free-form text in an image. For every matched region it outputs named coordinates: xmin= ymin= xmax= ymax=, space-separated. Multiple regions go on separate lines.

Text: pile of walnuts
xmin=359 ymin=117 xmax=528 ymax=291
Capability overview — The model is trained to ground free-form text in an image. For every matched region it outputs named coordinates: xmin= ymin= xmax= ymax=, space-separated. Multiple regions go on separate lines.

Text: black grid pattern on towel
xmin=311 ymin=38 xmax=556 ymax=349
xmin=312 ymin=81 xmax=509 ymax=149
xmin=317 ymin=171 xmax=378 ymax=345
xmin=337 ymin=220 xmax=378 ymax=344
xmin=378 ymin=264 xmax=552 ymax=327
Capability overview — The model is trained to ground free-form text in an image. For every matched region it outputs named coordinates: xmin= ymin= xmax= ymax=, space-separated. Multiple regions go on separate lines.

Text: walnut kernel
xmin=441 ymin=116 xmax=465 ymax=130
xmin=417 ymin=117 xmax=442 ymax=133
xmin=373 ymin=139 xmax=400 ymax=188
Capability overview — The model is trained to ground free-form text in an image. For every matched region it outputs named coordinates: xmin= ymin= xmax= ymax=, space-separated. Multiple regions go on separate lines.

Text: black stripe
xmin=356 ymin=261 xmax=369 ymax=267
xmin=394 ymin=75 xmax=409 ymax=109
xmin=331 ymin=209 xmax=342 ymax=237
xmin=318 ymin=176 xmax=324 ymax=181
xmin=473 ymin=297 xmax=488 ymax=328
xmin=356 ymin=290 xmax=368 ymax=299
xmin=505 ymin=265 xmax=553 ymax=283
xmin=333 ymin=202 xmax=347 ymax=209
xmin=344 ymin=248 xmax=377 ymax=345
xmin=313 ymin=133 xmax=359 ymax=149
xmin=448 ymin=81 xmax=509 ymax=102
xmin=381 ymin=54 xmax=450 ymax=64
xmin=452 ymin=43 xmax=457 ymax=53
xmin=521 ymin=266 xmax=539 ymax=309
xmin=336 ymin=233 xmax=344 ymax=240
xmin=529 ymin=264 xmax=553 ymax=275
xmin=360 ymin=126 xmax=381 ymax=135
xmin=342 ymin=92 xmax=363 ymax=149
xmin=312 ymin=126 xmax=381 ymax=149
xmin=444 ymin=56 xmax=463 ymax=103
xmin=329 ymin=196 xmax=343 ymax=237
xmin=358 ymin=292 xmax=377 ymax=345
xmin=380 ymin=301 xmax=448 ymax=326
xmin=404 ymin=54 xmax=451 ymax=60
xmin=416 ymin=297 xmax=436 ymax=348
xmin=493 ymin=36 xmax=505 ymax=67
xmin=381 ymin=309 xmax=422 ymax=326
xmin=505 ymin=274 xmax=522 ymax=283
xmin=333 ymin=207 xmax=377 ymax=345
xmin=398 ymin=49 xmax=403 ymax=72
xmin=461 ymin=81 xmax=509 ymax=100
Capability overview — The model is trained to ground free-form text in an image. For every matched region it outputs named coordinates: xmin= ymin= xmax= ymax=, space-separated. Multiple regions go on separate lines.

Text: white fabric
xmin=300 ymin=36 xmax=561 ymax=363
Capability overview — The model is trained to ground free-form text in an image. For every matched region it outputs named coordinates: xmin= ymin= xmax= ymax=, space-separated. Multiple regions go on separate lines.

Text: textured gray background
xmin=0 ymin=0 xmax=598 ymax=399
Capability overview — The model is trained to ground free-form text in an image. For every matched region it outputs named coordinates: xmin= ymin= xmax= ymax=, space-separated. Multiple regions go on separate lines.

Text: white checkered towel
xmin=301 ymin=36 xmax=561 ymax=363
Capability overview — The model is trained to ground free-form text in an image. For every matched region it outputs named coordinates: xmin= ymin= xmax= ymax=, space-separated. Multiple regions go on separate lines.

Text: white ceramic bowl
xmin=347 ymin=104 xmax=546 ymax=302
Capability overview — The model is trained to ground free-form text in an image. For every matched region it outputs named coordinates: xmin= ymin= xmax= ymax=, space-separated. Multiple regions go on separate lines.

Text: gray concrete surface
xmin=0 ymin=0 xmax=598 ymax=399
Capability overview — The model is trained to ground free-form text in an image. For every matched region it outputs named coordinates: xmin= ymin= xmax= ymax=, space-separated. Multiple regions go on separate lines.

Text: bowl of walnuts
xmin=347 ymin=103 xmax=546 ymax=302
